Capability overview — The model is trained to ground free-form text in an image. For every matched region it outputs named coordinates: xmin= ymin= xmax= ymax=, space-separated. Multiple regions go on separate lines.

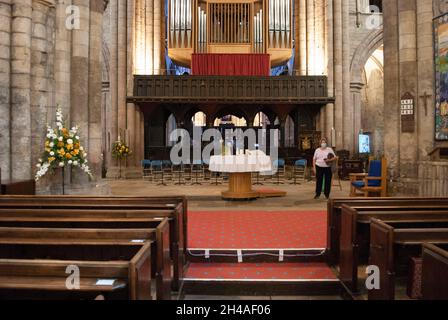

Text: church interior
xmin=0 ymin=0 xmax=448 ymax=302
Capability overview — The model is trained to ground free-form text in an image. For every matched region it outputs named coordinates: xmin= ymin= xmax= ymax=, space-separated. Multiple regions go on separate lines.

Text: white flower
xmin=49 ymin=142 xmax=54 ymax=148
xmin=46 ymin=134 xmax=53 ymax=139
xmin=58 ymin=137 xmax=63 ymax=142
xmin=80 ymin=146 xmax=84 ymax=151
xmin=73 ymin=161 xmax=78 ymax=166
xmin=68 ymin=160 xmax=73 ymax=165
xmin=59 ymin=162 xmax=65 ymax=167
xmin=76 ymin=136 xmax=80 ymax=140
xmin=36 ymin=164 xmax=41 ymax=168
xmin=67 ymin=139 xmax=73 ymax=145
xmin=50 ymin=151 xmax=55 ymax=156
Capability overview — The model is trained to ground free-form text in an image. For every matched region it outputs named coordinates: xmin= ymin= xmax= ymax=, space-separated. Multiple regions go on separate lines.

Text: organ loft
xmin=167 ymin=0 xmax=293 ymax=66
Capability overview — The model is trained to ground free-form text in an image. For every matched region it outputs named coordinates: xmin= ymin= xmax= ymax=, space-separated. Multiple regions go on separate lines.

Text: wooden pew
xmin=327 ymin=197 xmax=448 ymax=264
xmin=339 ymin=204 xmax=448 ymax=291
xmin=0 ymin=219 xmax=172 ymax=300
xmin=368 ymin=219 xmax=448 ymax=300
xmin=0 ymin=242 xmax=152 ymax=300
xmin=422 ymin=243 xmax=448 ymax=300
xmin=0 ymin=196 xmax=186 ymax=291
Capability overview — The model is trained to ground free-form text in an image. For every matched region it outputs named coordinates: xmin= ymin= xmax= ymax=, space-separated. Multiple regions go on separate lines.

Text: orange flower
xmin=66 ymin=144 xmax=73 ymax=151
xmin=57 ymin=141 xmax=64 ymax=148
xmin=65 ymin=153 xmax=72 ymax=159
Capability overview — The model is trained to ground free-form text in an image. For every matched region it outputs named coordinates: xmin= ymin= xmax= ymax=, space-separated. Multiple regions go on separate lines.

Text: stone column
xmin=146 ymin=0 xmax=153 ymax=74
xmin=333 ymin=0 xmax=343 ymax=149
xmin=117 ymin=0 xmax=127 ymax=135
xmin=108 ymin=0 xmax=118 ymax=171
xmin=350 ymin=82 xmax=364 ymax=155
xmin=298 ymin=0 xmax=307 ymax=75
xmin=293 ymin=0 xmax=299 ymax=73
xmin=70 ymin=0 xmax=90 ymax=183
xmin=11 ymin=0 xmax=32 ymax=180
xmin=55 ymin=0 xmax=72 ymax=117
xmin=31 ymin=0 xmax=53 ymax=171
xmin=0 ymin=0 xmax=11 ymax=181
xmin=140 ymin=108 xmax=145 ymax=160
xmin=126 ymin=0 xmax=137 ymax=168
xmin=88 ymin=0 xmax=105 ymax=177
xmin=325 ymin=0 xmax=334 ymax=145
xmin=398 ymin=0 xmax=418 ymax=188
xmin=306 ymin=0 xmax=314 ymax=74
xmin=383 ymin=0 xmax=400 ymax=179
xmin=153 ymin=0 xmax=161 ymax=74
xmin=341 ymin=0 xmax=352 ymax=152
xmin=416 ymin=0 xmax=435 ymax=160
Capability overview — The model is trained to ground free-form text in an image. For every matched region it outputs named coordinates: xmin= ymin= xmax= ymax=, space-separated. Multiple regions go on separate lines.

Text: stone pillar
xmin=0 ymin=0 xmax=11 ymax=181
xmin=306 ymin=0 xmax=314 ymax=74
xmin=416 ymin=0 xmax=435 ymax=160
xmin=126 ymin=0 xmax=137 ymax=168
xmin=108 ymin=0 xmax=118 ymax=169
xmin=293 ymin=0 xmax=299 ymax=73
xmin=153 ymin=0 xmax=161 ymax=74
xmin=298 ymin=0 xmax=307 ymax=75
xmin=55 ymin=0 xmax=72 ymax=117
xmin=11 ymin=0 xmax=32 ymax=180
xmin=325 ymin=0 xmax=334 ymax=145
xmin=398 ymin=0 xmax=418 ymax=189
xmin=70 ymin=0 xmax=90 ymax=184
xmin=31 ymin=0 xmax=53 ymax=171
xmin=146 ymin=0 xmax=154 ymax=74
xmin=383 ymin=0 xmax=400 ymax=180
xmin=350 ymin=82 xmax=364 ymax=155
xmin=140 ymin=108 xmax=145 ymax=160
xmin=341 ymin=0 xmax=352 ymax=152
xmin=117 ymin=0 xmax=127 ymax=135
xmin=88 ymin=0 xmax=105 ymax=177
xmin=333 ymin=0 xmax=343 ymax=149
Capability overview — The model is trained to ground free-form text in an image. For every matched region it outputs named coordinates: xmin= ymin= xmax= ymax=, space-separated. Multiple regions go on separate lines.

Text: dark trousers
xmin=316 ymin=166 xmax=333 ymax=197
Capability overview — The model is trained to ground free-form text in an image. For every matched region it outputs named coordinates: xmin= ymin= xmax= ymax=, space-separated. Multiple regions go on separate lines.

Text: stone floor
xmin=108 ymin=178 xmax=352 ymax=211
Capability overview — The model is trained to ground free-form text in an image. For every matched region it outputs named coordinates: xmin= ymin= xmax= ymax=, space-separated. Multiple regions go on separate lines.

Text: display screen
xmin=359 ymin=134 xmax=371 ymax=154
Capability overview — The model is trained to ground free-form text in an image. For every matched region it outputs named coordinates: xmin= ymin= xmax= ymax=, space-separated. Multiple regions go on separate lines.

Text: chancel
xmin=0 ymin=0 xmax=447 ymax=302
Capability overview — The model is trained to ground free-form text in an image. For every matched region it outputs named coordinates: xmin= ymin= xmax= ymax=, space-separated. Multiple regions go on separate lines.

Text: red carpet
xmin=185 ymin=262 xmax=337 ymax=281
xmin=188 ymin=211 xmax=327 ymax=250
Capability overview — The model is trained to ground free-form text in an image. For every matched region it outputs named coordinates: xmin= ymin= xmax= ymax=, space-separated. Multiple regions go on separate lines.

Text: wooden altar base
xmin=222 ymin=172 xmax=260 ymax=200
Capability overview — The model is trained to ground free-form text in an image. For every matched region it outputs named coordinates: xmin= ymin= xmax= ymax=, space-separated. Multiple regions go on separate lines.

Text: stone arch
xmin=350 ymin=28 xmax=383 ymax=84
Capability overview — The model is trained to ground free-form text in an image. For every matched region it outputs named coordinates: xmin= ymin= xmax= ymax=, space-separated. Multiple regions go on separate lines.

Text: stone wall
xmin=0 ymin=0 xmax=106 ymax=194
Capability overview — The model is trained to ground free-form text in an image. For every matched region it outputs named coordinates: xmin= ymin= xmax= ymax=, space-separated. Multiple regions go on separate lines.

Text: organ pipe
xmin=167 ymin=0 xmax=292 ymax=51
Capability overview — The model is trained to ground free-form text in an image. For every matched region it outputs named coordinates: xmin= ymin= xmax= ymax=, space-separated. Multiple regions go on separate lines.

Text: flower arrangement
xmin=35 ymin=108 xmax=92 ymax=181
xmin=112 ymin=139 xmax=132 ymax=160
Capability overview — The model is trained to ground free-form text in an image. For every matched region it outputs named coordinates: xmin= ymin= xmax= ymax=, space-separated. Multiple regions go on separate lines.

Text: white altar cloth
xmin=209 ymin=153 xmax=272 ymax=173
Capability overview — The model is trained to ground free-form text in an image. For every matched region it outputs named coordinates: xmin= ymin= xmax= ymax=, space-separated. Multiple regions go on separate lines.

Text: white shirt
xmin=314 ymin=147 xmax=335 ymax=168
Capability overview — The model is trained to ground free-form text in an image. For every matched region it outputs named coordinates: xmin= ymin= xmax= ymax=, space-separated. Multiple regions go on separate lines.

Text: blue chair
xmin=350 ymin=158 xmax=387 ymax=197
xmin=273 ymin=159 xmax=286 ymax=185
xmin=291 ymin=159 xmax=307 ymax=185
xmin=141 ymin=160 xmax=152 ymax=180
xmin=151 ymin=160 xmax=166 ymax=185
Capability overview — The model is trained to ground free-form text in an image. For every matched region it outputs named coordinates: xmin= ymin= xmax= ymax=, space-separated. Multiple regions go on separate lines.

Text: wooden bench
xmin=368 ymin=219 xmax=448 ymax=300
xmin=0 ymin=242 xmax=152 ymax=300
xmin=0 ymin=213 xmax=172 ymax=299
xmin=421 ymin=243 xmax=448 ymax=300
xmin=0 ymin=196 xmax=187 ymax=291
xmin=338 ymin=204 xmax=448 ymax=291
xmin=327 ymin=197 xmax=448 ymax=264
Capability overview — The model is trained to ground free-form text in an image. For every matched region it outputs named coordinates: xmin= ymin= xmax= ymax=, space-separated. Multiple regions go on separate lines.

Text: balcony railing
xmin=129 ymin=75 xmax=333 ymax=104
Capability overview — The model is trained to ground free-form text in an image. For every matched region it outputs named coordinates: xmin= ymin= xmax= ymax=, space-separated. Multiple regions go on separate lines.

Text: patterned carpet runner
xmin=188 ymin=211 xmax=327 ymax=250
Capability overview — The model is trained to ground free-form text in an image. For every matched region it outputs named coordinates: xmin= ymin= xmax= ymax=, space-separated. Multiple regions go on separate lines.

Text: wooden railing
xmin=130 ymin=75 xmax=332 ymax=104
